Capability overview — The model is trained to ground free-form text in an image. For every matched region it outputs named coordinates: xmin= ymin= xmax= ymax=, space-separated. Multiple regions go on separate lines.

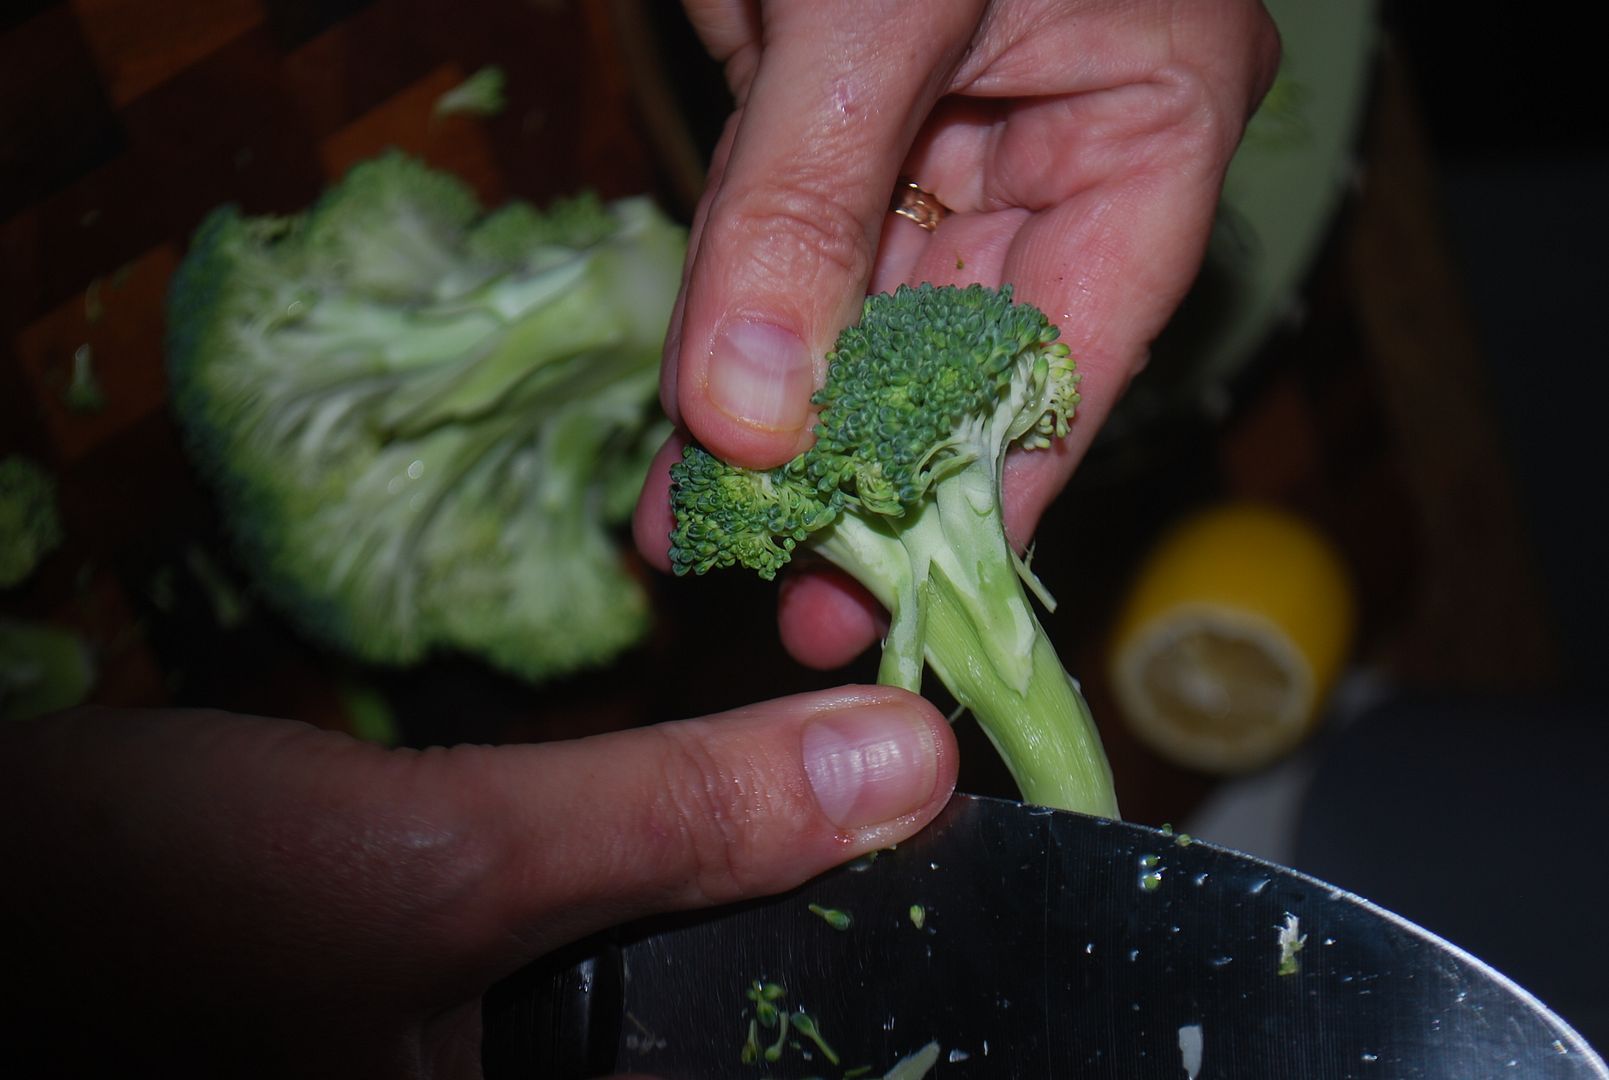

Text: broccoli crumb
xmin=808 ymin=903 xmax=852 ymax=931
xmin=789 ymin=1010 xmax=839 ymax=1066
xmin=1277 ymin=913 xmax=1307 ymax=976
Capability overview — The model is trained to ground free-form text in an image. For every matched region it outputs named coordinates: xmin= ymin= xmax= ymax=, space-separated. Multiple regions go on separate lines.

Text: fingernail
xmin=707 ymin=319 xmax=813 ymax=431
xmin=802 ymin=705 xmax=938 ymax=830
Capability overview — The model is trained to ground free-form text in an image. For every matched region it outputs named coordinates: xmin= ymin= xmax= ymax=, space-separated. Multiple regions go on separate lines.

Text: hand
xmin=634 ymin=0 xmax=1280 ymax=667
xmin=0 ymin=689 xmax=955 ymax=1077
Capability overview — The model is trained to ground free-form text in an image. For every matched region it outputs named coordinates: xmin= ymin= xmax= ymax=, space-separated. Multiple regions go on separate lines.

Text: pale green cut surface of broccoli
xmin=166 ymin=151 xmax=685 ymax=682
xmin=670 ymin=283 xmax=1117 ymax=817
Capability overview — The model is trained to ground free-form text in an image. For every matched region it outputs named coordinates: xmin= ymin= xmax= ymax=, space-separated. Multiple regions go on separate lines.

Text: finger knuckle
xmin=649 ymin=724 xmax=774 ymax=905
xmin=717 ymin=180 xmax=873 ymax=289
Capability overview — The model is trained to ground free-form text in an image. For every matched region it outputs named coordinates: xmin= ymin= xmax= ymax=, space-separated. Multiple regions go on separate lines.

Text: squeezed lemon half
xmin=1108 ymin=503 xmax=1356 ymax=773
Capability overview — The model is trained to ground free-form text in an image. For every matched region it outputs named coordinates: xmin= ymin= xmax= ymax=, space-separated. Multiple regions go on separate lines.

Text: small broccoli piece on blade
xmin=0 ymin=456 xmax=64 ymax=589
xmin=167 ymin=151 xmax=684 ymax=682
xmin=670 ymin=283 xmax=1117 ymax=817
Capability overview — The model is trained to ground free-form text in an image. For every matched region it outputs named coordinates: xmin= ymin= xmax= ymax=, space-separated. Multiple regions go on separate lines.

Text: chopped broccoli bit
xmin=763 ymin=1010 xmax=791 ymax=1062
xmin=747 ymin=979 xmax=786 ymax=1026
xmin=434 ymin=65 xmax=507 ymax=118
xmin=881 ymin=1040 xmax=941 ymax=1080
xmin=166 ymin=151 xmax=684 ymax=682
xmin=808 ymin=903 xmax=852 ymax=931
xmin=0 ymin=456 xmax=64 ymax=588
xmin=1277 ymin=913 xmax=1307 ymax=976
xmin=908 ymin=904 xmax=925 ymax=929
xmin=670 ymin=283 xmax=1117 ymax=815
xmin=789 ymin=1010 xmax=839 ymax=1066
xmin=741 ymin=1018 xmax=761 ymax=1065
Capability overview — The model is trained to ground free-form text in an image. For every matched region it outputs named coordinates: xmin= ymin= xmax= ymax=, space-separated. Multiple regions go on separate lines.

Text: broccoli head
xmin=0 ymin=456 xmax=64 ymax=589
xmin=670 ymin=284 xmax=1117 ymax=816
xmin=167 ymin=151 xmax=684 ymax=682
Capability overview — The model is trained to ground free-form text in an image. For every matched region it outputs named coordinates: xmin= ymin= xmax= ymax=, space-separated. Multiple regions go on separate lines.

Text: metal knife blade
xmin=483 ymin=793 xmax=1607 ymax=1078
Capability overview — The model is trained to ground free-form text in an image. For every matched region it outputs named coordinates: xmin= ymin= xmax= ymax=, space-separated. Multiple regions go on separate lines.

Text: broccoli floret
xmin=670 ymin=284 xmax=1117 ymax=816
xmin=0 ymin=456 xmax=64 ymax=588
xmin=166 ymin=151 xmax=684 ymax=682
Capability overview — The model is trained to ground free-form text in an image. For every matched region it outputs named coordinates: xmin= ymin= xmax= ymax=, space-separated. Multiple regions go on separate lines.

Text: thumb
xmin=452 ymin=685 xmax=956 ymax=964
xmin=672 ymin=0 xmax=978 ymax=468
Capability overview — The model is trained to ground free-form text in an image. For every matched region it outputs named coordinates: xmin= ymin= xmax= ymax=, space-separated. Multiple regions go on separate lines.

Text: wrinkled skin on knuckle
xmin=646 ymin=722 xmax=803 ymax=907
xmin=711 ymin=178 xmax=874 ymax=299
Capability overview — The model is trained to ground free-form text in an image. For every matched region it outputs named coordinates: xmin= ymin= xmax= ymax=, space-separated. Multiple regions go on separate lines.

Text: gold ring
xmin=892 ymin=180 xmax=951 ymax=232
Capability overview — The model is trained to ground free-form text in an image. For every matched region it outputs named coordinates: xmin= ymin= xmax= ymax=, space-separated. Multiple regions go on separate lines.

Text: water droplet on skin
xmin=407 ymin=459 xmax=424 ymax=480
xmin=1362 ymin=1051 xmax=1379 ymax=1063
xmin=1194 ymin=872 xmax=1211 ymax=887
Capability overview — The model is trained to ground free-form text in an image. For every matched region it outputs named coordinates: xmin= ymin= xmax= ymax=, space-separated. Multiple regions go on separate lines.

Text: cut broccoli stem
xmin=922 ymin=568 xmax=1116 ymax=816
xmin=809 ymin=454 xmax=1114 ymax=815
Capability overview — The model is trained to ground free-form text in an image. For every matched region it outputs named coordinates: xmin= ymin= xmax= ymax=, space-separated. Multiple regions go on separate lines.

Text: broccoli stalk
xmin=166 ymin=152 xmax=684 ymax=681
xmin=669 ymin=283 xmax=1117 ymax=817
